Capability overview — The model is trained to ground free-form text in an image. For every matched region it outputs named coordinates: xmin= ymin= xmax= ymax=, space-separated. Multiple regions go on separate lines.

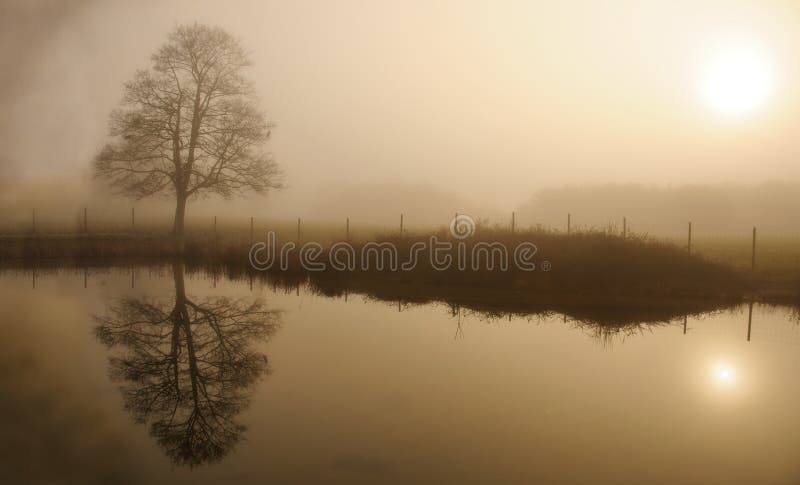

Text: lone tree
xmin=95 ymin=24 xmax=282 ymax=251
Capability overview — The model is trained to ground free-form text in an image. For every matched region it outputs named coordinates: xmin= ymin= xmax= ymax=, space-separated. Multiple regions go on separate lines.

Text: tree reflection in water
xmin=94 ymin=260 xmax=281 ymax=466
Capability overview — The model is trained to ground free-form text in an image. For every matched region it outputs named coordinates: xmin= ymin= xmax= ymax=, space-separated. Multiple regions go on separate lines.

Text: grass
xmin=688 ymin=237 xmax=800 ymax=281
xmin=3 ymin=217 xmax=798 ymax=276
xmin=6 ymin=221 xmax=798 ymax=331
xmin=4 ymin=221 xmax=796 ymax=339
xmin=2 ymin=222 xmax=784 ymax=301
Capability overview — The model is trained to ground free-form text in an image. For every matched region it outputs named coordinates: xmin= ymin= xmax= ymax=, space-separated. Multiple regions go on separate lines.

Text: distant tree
xmin=94 ymin=24 xmax=282 ymax=251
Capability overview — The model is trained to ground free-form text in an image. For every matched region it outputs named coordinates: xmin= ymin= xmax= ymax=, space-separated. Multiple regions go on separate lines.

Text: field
xmin=2 ymin=216 xmax=798 ymax=276
xmin=4 ymin=219 xmax=798 ymax=314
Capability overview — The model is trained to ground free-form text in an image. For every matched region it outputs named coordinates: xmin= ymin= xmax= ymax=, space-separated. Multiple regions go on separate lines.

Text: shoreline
xmin=2 ymin=231 xmax=797 ymax=315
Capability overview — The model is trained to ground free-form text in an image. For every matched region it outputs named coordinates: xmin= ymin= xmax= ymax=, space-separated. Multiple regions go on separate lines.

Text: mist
xmin=2 ymin=0 xmax=800 ymax=231
xmin=5 ymin=3 xmax=800 ymax=483
xmin=518 ymin=182 xmax=800 ymax=236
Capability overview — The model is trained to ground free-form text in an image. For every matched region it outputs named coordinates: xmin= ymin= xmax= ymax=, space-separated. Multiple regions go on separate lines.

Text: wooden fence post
xmin=511 ymin=211 xmax=516 ymax=233
xmin=346 ymin=217 xmax=350 ymax=241
xmin=400 ymin=213 xmax=404 ymax=236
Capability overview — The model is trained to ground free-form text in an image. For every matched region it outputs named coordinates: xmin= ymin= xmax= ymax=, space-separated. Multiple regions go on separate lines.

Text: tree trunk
xmin=173 ymin=195 xmax=187 ymax=254
xmin=172 ymin=258 xmax=186 ymax=301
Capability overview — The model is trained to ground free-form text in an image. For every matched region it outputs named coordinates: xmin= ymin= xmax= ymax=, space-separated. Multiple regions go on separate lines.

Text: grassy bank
xmin=2 ymin=226 xmax=787 ymax=306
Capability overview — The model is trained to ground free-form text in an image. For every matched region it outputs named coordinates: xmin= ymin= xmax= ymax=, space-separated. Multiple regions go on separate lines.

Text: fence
xmin=6 ymin=209 xmax=779 ymax=271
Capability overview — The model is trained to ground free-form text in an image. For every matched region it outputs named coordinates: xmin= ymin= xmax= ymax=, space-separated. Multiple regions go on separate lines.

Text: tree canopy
xmin=95 ymin=24 xmax=282 ymax=215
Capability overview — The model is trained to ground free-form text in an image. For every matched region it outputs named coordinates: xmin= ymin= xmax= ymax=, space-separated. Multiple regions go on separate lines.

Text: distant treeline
xmin=517 ymin=183 xmax=800 ymax=236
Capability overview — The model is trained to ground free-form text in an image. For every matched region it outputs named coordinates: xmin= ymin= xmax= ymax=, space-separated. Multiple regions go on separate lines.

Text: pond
xmin=1 ymin=264 xmax=799 ymax=484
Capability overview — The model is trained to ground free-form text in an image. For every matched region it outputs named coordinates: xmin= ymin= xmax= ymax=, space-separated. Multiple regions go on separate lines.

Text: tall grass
xmin=1 ymin=223 xmax=775 ymax=306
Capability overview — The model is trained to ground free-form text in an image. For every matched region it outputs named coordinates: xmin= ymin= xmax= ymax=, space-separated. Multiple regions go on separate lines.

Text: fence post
xmin=751 ymin=226 xmax=757 ymax=272
xmin=688 ymin=222 xmax=692 ymax=255
xmin=346 ymin=217 xmax=350 ymax=241
xmin=511 ymin=211 xmax=516 ymax=233
xmin=400 ymin=213 xmax=404 ymax=237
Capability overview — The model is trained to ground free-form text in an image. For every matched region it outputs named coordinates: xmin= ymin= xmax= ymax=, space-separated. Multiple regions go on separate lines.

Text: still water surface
xmin=1 ymin=265 xmax=799 ymax=484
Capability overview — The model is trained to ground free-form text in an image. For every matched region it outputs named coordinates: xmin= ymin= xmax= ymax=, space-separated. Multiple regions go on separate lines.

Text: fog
xmin=2 ymin=0 xmax=800 ymax=232
xmin=518 ymin=182 xmax=800 ymax=236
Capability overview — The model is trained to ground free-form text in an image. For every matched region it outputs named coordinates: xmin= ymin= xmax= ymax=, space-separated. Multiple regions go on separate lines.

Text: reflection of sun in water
xmin=711 ymin=362 xmax=737 ymax=387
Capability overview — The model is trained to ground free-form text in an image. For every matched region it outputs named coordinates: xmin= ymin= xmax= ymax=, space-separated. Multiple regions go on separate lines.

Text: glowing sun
xmin=702 ymin=46 xmax=773 ymax=116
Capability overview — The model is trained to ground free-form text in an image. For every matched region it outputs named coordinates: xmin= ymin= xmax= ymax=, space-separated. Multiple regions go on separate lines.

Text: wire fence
xmin=5 ymin=208 xmax=799 ymax=271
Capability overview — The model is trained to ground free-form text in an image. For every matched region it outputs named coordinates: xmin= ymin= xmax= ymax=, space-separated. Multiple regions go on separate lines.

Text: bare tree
xmin=94 ymin=260 xmax=282 ymax=466
xmin=94 ymin=24 xmax=282 ymax=251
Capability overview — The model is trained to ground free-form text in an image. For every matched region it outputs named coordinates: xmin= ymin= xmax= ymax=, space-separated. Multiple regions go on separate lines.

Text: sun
xmin=710 ymin=361 xmax=737 ymax=389
xmin=702 ymin=46 xmax=773 ymax=117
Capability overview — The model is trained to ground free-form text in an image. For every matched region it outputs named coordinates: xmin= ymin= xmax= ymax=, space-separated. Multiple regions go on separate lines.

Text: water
xmin=1 ymin=265 xmax=800 ymax=484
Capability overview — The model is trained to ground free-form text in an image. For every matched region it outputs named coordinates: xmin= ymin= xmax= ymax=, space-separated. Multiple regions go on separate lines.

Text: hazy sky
xmin=2 ymin=0 xmax=799 ymax=212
